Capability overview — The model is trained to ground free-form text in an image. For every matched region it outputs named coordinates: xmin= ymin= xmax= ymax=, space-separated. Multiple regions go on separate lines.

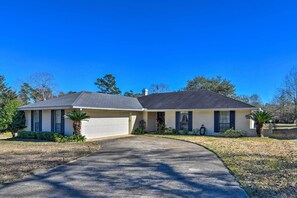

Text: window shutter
xmin=230 ymin=111 xmax=235 ymax=129
xmin=175 ymin=112 xmax=180 ymax=130
xmin=61 ymin=110 xmax=65 ymax=135
xmin=188 ymin=111 xmax=193 ymax=131
xmin=51 ymin=110 xmax=55 ymax=132
xmin=214 ymin=111 xmax=220 ymax=132
xmin=31 ymin=110 xmax=34 ymax=131
xmin=39 ymin=110 xmax=42 ymax=131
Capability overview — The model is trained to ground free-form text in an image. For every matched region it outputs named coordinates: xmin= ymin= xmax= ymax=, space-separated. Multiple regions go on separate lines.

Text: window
xmin=219 ymin=111 xmax=230 ymax=132
xmin=250 ymin=119 xmax=256 ymax=129
xmin=33 ymin=110 xmax=40 ymax=131
xmin=52 ymin=110 xmax=64 ymax=133
xmin=180 ymin=112 xmax=189 ymax=130
xmin=55 ymin=110 xmax=62 ymax=132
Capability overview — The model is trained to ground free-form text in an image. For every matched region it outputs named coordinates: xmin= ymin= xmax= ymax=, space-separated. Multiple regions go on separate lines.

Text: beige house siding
xmin=24 ymin=109 xmax=73 ymax=135
xmin=64 ymin=109 xmax=73 ymax=136
xmin=235 ymin=110 xmax=256 ymax=136
xmin=193 ymin=110 xmax=215 ymax=135
xmin=24 ymin=110 xmax=31 ymax=131
xmin=42 ymin=110 xmax=51 ymax=131
xmin=165 ymin=111 xmax=175 ymax=129
xmin=162 ymin=110 xmax=215 ymax=134
xmin=162 ymin=109 xmax=256 ymax=136
xmin=131 ymin=111 xmax=143 ymax=132
xmin=23 ymin=108 xmax=256 ymax=138
xmin=147 ymin=112 xmax=156 ymax=132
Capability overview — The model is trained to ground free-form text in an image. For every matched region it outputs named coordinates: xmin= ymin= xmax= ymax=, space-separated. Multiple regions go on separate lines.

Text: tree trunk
xmin=11 ymin=132 xmax=16 ymax=138
xmin=73 ymin=121 xmax=81 ymax=136
xmin=255 ymin=123 xmax=263 ymax=137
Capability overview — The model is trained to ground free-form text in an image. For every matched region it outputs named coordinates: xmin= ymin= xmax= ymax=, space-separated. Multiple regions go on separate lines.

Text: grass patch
xmin=0 ymin=133 xmax=99 ymax=184
xmin=150 ymin=135 xmax=297 ymax=198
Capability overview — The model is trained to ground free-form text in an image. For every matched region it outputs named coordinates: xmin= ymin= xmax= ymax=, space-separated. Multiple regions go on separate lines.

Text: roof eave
xmin=18 ymin=105 xmax=74 ymax=111
xmin=72 ymin=106 xmax=144 ymax=111
xmin=145 ymin=107 xmax=259 ymax=111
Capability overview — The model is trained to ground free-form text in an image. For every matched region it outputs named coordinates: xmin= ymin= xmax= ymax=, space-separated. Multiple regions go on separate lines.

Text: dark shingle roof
xmin=18 ymin=92 xmax=143 ymax=111
xmin=137 ymin=90 xmax=256 ymax=110
xmin=19 ymin=90 xmax=256 ymax=111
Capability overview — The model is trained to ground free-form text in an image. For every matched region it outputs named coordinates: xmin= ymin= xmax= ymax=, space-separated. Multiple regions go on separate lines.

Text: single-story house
xmin=18 ymin=89 xmax=258 ymax=139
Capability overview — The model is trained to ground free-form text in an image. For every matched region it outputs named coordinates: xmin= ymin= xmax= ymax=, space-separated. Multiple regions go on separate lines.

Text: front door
xmin=157 ymin=112 xmax=165 ymax=133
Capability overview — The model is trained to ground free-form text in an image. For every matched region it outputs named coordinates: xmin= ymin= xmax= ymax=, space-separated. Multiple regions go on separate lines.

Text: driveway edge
xmin=147 ymin=135 xmax=250 ymax=197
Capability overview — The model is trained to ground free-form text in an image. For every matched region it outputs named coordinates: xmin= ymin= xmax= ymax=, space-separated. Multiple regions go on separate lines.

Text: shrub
xmin=132 ymin=128 xmax=145 ymax=135
xmin=172 ymin=129 xmax=180 ymax=135
xmin=53 ymin=133 xmax=68 ymax=143
xmin=53 ymin=134 xmax=85 ymax=143
xmin=164 ymin=127 xmax=173 ymax=134
xmin=72 ymin=135 xmax=86 ymax=142
xmin=139 ymin=120 xmax=146 ymax=130
xmin=182 ymin=129 xmax=189 ymax=135
xmin=192 ymin=129 xmax=200 ymax=135
xmin=157 ymin=123 xmax=166 ymax=134
xmin=18 ymin=131 xmax=57 ymax=141
xmin=224 ymin=129 xmax=247 ymax=138
xmin=17 ymin=131 xmax=86 ymax=142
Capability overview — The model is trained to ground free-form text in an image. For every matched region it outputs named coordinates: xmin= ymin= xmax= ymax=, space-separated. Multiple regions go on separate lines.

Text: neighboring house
xmin=18 ymin=89 xmax=258 ymax=139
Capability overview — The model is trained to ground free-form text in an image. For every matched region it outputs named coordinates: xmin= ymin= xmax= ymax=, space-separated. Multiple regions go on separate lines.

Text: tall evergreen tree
xmin=94 ymin=74 xmax=121 ymax=95
xmin=0 ymin=75 xmax=17 ymax=106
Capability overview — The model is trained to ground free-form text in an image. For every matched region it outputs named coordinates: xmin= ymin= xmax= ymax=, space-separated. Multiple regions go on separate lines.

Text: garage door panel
xmin=82 ymin=117 xmax=129 ymax=139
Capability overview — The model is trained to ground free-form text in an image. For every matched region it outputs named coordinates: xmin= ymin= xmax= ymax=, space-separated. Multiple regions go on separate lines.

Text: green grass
xmin=150 ymin=135 xmax=297 ymax=198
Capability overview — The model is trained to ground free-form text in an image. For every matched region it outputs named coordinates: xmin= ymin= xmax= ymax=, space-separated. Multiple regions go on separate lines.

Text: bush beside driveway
xmin=0 ymin=134 xmax=99 ymax=184
xmin=151 ymin=135 xmax=297 ymax=197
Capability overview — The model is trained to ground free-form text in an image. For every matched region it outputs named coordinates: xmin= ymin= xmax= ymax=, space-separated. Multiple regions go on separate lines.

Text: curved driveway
xmin=0 ymin=136 xmax=247 ymax=198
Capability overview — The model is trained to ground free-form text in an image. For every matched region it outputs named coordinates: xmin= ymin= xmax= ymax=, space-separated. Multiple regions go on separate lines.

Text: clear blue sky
xmin=1 ymin=0 xmax=297 ymax=103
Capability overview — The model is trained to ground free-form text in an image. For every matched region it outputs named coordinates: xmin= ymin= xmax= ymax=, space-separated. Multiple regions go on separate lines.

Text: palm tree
xmin=65 ymin=111 xmax=90 ymax=136
xmin=247 ymin=110 xmax=272 ymax=137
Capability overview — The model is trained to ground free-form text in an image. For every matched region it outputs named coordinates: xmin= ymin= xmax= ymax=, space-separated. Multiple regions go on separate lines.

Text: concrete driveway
xmin=0 ymin=136 xmax=248 ymax=198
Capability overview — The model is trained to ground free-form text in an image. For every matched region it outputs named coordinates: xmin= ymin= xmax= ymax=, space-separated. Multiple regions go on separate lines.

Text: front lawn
xmin=151 ymin=135 xmax=297 ymax=198
xmin=0 ymin=133 xmax=99 ymax=184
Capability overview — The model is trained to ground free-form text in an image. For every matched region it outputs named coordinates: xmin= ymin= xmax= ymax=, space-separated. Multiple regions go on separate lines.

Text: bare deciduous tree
xmin=268 ymin=89 xmax=294 ymax=122
xmin=19 ymin=72 xmax=56 ymax=103
xmin=29 ymin=72 xmax=55 ymax=101
xmin=150 ymin=83 xmax=169 ymax=94
xmin=281 ymin=67 xmax=297 ymax=120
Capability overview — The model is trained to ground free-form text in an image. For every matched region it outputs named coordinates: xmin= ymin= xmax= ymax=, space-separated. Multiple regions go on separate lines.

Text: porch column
xmin=143 ymin=111 xmax=148 ymax=130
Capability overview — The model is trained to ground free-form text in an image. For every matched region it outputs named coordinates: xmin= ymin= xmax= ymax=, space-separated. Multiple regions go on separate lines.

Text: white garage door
xmin=81 ymin=117 xmax=129 ymax=139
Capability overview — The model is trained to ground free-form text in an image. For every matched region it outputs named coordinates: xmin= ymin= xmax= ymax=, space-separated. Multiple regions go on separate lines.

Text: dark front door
xmin=157 ymin=112 xmax=165 ymax=133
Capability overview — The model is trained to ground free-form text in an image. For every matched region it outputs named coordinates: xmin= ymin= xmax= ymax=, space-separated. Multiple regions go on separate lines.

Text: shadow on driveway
xmin=0 ymin=136 xmax=248 ymax=198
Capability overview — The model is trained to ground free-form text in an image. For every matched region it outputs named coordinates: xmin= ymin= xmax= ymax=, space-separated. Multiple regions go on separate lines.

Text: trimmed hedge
xmin=132 ymin=128 xmax=145 ymax=135
xmin=17 ymin=131 xmax=86 ymax=142
xmin=224 ymin=129 xmax=247 ymax=138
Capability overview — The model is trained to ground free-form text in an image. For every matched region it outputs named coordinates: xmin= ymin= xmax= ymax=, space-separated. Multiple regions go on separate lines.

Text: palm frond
xmin=65 ymin=111 xmax=90 ymax=121
xmin=247 ymin=110 xmax=272 ymax=124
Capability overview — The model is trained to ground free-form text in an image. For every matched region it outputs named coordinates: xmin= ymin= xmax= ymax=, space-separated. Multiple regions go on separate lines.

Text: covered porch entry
xmin=143 ymin=111 xmax=192 ymax=132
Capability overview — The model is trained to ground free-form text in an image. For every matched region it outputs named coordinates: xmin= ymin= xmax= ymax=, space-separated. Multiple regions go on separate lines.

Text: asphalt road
xmin=0 ymin=136 xmax=248 ymax=198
